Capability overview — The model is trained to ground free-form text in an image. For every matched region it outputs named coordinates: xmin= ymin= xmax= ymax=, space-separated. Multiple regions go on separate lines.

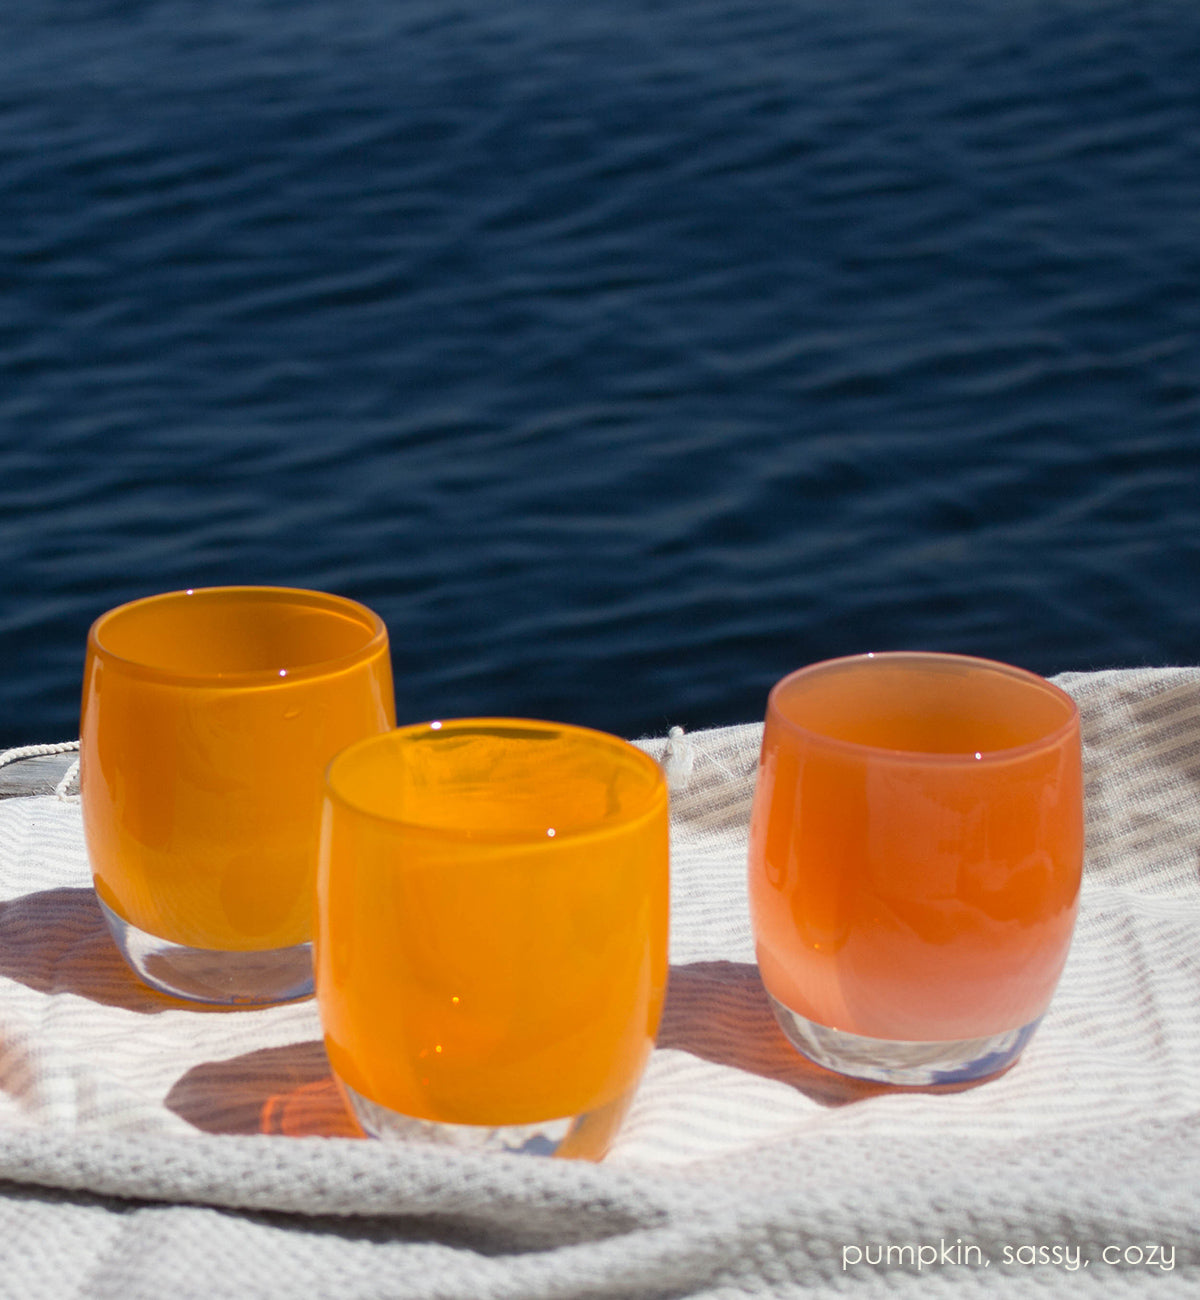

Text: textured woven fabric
xmin=0 ymin=669 xmax=1197 ymax=1296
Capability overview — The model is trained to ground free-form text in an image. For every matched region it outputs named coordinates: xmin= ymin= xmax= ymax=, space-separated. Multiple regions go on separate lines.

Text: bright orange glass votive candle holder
xmin=81 ymin=586 xmax=395 ymax=1005
xmin=316 ymin=719 xmax=669 ymax=1159
xmin=748 ymin=652 xmax=1083 ymax=1085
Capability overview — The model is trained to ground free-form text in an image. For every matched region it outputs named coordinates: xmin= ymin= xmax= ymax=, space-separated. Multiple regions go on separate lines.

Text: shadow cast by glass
xmin=0 ymin=886 xmax=224 ymax=1015
xmin=165 ymin=1040 xmax=359 ymax=1138
xmin=659 ymin=960 xmax=1018 ymax=1105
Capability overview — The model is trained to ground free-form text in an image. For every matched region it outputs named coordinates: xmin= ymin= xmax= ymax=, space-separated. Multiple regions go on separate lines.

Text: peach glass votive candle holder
xmin=748 ymin=652 xmax=1083 ymax=1085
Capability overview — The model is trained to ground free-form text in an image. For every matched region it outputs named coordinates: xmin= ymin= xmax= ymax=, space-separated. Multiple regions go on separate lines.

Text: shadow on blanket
xmin=0 ymin=886 xmax=194 ymax=1014
xmin=165 ymin=1039 xmax=361 ymax=1138
xmin=658 ymin=960 xmax=995 ymax=1104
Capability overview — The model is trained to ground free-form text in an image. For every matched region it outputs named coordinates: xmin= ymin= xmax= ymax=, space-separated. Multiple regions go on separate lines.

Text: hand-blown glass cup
xmin=748 ymin=652 xmax=1083 ymax=1085
xmin=316 ymin=718 xmax=669 ymax=1159
xmin=81 ymin=586 xmax=395 ymax=1005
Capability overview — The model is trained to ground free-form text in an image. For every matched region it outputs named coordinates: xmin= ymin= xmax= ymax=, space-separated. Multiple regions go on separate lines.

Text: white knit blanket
xmin=0 ymin=668 xmax=1197 ymax=1296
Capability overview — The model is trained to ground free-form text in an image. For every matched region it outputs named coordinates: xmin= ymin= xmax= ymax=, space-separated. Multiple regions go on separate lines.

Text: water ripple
xmin=3 ymin=0 xmax=1200 ymax=742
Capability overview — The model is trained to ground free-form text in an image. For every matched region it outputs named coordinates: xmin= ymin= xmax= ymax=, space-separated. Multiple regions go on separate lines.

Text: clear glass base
xmin=337 ymin=1078 xmax=635 ymax=1160
xmin=768 ymin=993 xmax=1042 ymax=1085
xmin=98 ymin=897 xmax=314 ymax=1006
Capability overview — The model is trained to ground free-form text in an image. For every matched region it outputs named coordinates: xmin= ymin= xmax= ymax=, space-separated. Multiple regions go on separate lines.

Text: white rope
xmin=0 ymin=741 xmax=80 ymax=767
xmin=0 ymin=741 xmax=82 ymax=802
xmin=56 ymin=758 xmax=81 ymax=802
xmin=0 ymin=740 xmax=80 ymax=768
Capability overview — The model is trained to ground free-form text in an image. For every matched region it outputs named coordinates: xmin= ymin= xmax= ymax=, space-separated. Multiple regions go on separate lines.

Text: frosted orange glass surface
xmin=315 ymin=721 xmax=669 ymax=1158
xmin=81 ymin=587 xmax=395 ymax=951
xmin=748 ymin=654 xmax=1083 ymax=1042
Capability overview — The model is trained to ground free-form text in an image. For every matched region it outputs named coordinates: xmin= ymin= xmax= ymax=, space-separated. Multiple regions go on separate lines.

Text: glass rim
xmin=87 ymin=585 xmax=389 ymax=687
xmin=324 ymin=717 xmax=669 ymax=845
xmin=765 ymin=651 xmax=1081 ymax=766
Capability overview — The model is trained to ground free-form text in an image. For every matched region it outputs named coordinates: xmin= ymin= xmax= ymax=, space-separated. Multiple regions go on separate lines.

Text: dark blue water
xmin=3 ymin=0 xmax=1199 ymax=746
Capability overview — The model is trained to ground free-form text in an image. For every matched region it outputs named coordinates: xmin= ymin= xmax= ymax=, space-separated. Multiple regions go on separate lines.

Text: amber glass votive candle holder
xmin=316 ymin=718 xmax=669 ymax=1159
xmin=81 ymin=586 xmax=395 ymax=1005
xmin=748 ymin=652 xmax=1083 ymax=1085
